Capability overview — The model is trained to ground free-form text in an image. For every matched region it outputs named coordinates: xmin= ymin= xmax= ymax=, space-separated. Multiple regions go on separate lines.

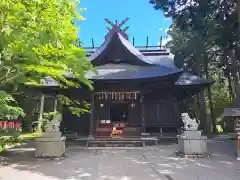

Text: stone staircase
xmin=86 ymin=139 xmax=144 ymax=147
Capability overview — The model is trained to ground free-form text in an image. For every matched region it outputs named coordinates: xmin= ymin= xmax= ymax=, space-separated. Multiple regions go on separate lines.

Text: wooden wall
xmin=144 ymin=92 xmax=181 ymax=128
xmin=60 ymin=107 xmax=90 ymax=136
xmin=60 ymin=89 xmax=182 ymax=135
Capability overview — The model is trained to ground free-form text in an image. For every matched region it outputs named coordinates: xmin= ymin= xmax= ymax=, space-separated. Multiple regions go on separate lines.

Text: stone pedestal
xmin=35 ymin=131 xmax=66 ymax=158
xmin=177 ymin=130 xmax=209 ymax=158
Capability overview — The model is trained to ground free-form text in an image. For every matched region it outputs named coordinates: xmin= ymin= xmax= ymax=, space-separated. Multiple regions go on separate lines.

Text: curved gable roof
xmin=89 ymin=31 xmax=155 ymax=66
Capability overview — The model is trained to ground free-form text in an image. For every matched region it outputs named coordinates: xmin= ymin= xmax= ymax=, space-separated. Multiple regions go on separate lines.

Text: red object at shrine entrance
xmin=0 ymin=120 xmax=21 ymax=131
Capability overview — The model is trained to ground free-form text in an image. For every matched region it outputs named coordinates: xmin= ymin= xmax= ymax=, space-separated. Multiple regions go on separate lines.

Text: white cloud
xmin=165 ymin=28 xmax=170 ymax=34
xmin=162 ymin=36 xmax=172 ymax=46
xmin=164 ymin=17 xmax=171 ymax=21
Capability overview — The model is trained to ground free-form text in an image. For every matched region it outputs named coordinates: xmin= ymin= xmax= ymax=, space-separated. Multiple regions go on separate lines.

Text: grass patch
xmin=0 ymin=132 xmax=43 ymax=152
xmin=228 ymin=134 xmax=237 ymax=140
xmin=19 ymin=132 xmax=43 ymax=141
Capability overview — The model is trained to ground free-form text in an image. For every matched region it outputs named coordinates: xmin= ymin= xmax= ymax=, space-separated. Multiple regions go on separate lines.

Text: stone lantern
xmin=223 ymin=108 xmax=240 ymax=160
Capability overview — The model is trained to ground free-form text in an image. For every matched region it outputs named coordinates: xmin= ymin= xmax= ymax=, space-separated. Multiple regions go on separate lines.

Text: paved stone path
xmin=0 ymin=139 xmax=239 ymax=180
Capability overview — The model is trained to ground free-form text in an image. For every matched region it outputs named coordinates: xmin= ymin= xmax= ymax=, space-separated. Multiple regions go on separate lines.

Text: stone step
xmin=87 ymin=140 xmax=144 ymax=147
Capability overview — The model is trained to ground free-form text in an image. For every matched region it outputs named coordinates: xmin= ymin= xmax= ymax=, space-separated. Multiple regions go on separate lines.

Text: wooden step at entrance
xmin=86 ymin=139 xmax=144 ymax=147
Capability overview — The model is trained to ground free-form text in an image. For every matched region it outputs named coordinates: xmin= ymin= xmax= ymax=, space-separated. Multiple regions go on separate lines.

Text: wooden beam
xmin=159 ymin=36 xmax=163 ymax=48
xmin=84 ymin=45 xmax=168 ymax=50
xmin=88 ymin=93 xmax=95 ymax=138
xmin=104 ymin=18 xmax=114 ymax=27
xmin=140 ymin=96 xmax=145 ymax=133
xmin=53 ymin=99 xmax=58 ymax=112
xmin=37 ymin=94 xmax=45 ymax=132
xmin=122 ymin=26 xmax=129 ymax=32
xmin=118 ymin=18 xmax=130 ymax=28
xmin=224 ymin=108 xmax=240 ymax=116
xmin=146 ymin=37 xmax=149 ymax=49
xmin=91 ymin=38 xmax=95 ymax=48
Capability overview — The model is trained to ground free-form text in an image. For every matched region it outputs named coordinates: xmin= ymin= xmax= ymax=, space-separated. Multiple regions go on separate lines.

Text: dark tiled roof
xmin=41 ymin=29 xmax=210 ymax=88
xmin=175 ymin=72 xmax=211 ymax=86
xmin=85 ymin=64 xmax=182 ymax=80
xmin=89 ymin=32 xmax=161 ymax=66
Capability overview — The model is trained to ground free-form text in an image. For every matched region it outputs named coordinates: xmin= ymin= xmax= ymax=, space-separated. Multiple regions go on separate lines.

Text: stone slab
xmin=35 ymin=136 xmax=66 ymax=142
xmin=178 ymin=134 xmax=208 ymax=156
xmin=182 ymin=130 xmax=202 ymax=138
xmin=35 ymin=136 xmax=66 ymax=158
xmin=43 ymin=131 xmax=62 ymax=138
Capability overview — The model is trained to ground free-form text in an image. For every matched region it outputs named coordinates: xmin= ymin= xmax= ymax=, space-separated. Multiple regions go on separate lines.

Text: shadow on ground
xmin=0 ymin=139 xmax=239 ymax=180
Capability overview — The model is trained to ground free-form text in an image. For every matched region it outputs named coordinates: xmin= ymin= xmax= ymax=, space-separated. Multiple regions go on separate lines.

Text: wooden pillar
xmin=37 ymin=94 xmax=45 ymax=132
xmin=88 ymin=93 xmax=95 ymax=138
xmin=53 ymin=98 xmax=58 ymax=112
xmin=140 ymin=95 xmax=145 ymax=133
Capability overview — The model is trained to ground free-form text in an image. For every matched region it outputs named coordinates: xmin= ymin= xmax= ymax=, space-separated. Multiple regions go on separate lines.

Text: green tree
xmin=150 ymin=0 xmax=238 ymax=133
xmin=0 ymin=0 xmax=93 ymax=119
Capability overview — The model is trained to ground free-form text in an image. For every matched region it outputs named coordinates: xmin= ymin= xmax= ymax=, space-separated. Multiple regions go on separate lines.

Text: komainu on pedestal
xmin=176 ymin=113 xmax=210 ymax=158
xmin=35 ymin=113 xmax=66 ymax=158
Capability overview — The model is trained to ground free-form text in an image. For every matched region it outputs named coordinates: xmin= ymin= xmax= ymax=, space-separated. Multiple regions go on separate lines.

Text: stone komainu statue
xmin=45 ymin=113 xmax=62 ymax=132
xmin=181 ymin=113 xmax=199 ymax=131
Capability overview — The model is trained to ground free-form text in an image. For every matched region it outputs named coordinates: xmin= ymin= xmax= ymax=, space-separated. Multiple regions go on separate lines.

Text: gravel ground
xmin=0 ymin=139 xmax=239 ymax=180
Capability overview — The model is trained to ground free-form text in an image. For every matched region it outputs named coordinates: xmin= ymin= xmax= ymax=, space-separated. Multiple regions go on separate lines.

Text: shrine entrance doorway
xmin=110 ymin=102 xmax=129 ymax=122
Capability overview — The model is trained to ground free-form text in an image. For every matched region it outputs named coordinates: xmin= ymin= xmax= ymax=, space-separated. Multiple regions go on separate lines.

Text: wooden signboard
xmin=224 ymin=108 xmax=240 ymax=117
xmin=235 ymin=117 xmax=240 ymax=130
xmin=95 ymin=91 xmax=139 ymax=100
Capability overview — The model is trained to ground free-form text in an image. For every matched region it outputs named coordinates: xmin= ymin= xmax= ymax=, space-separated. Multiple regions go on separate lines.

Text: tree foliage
xmin=0 ymin=0 xmax=93 ymax=118
xmin=0 ymin=91 xmax=25 ymax=119
xmin=150 ymin=0 xmax=239 ymax=132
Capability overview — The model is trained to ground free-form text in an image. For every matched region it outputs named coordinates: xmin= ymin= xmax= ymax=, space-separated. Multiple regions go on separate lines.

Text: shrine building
xmin=56 ymin=18 xmax=210 ymax=138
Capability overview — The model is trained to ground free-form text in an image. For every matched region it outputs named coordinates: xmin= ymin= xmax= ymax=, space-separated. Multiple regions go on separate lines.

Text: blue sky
xmin=76 ymin=0 xmax=172 ymax=47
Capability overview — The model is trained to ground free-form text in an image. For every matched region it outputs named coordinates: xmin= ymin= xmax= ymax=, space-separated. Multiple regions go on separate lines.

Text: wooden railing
xmin=0 ymin=120 xmax=21 ymax=133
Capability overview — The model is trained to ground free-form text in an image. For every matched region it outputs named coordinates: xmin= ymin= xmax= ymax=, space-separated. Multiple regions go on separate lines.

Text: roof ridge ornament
xmin=104 ymin=18 xmax=129 ymax=40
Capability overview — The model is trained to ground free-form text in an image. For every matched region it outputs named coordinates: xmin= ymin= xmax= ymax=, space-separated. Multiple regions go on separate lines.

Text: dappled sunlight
xmin=166 ymin=157 xmax=180 ymax=161
xmin=220 ymin=161 xmax=234 ymax=165
xmin=78 ymin=173 xmax=92 ymax=178
xmin=6 ymin=148 xmax=35 ymax=152
xmin=131 ymin=159 xmax=148 ymax=164
xmin=157 ymin=169 xmax=173 ymax=175
xmin=175 ymin=165 xmax=183 ymax=169
xmin=0 ymin=140 xmax=239 ymax=180
xmin=194 ymin=163 xmax=213 ymax=169
xmin=100 ymin=175 xmax=132 ymax=180
xmin=158 ymin=163 xmax=173 ymax=168
xmin=211 ymin=153 xmax=221 ymax=157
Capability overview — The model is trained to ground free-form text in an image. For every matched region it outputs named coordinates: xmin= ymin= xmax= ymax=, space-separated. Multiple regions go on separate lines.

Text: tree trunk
xmin=204 ymin=63 xmax=216 ymax=133
xmin=194 ymin=55 xmax=209 ymax=134
xmin=230 ymin=49 xmax=239 ymax=93
xmin=227 ymin=70 xmax=234 ymax=101
xmin=235 ymin=0 xmax=240 ymax=86
xmin=198 ymin=91 xmax=209 ymax=134
xmin=237 ymin=0 xmax=240 ymax=33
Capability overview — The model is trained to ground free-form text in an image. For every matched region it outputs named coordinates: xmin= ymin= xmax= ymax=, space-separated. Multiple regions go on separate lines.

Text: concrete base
xmin=35 ymin=136 xmax=66 ymax=158
xmin=176 ymin=151 xmax=211 ymax=158
xmin=237 ymin=132 xmax=240 ymax=160
xmin=237 ymin=149 xmax=240 ymax=160
xmin=177 ymin=130 xmax=209 ymax=157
